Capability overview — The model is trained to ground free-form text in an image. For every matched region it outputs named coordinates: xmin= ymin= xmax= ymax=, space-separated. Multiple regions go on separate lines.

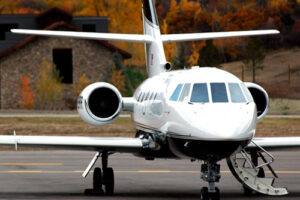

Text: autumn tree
xmin=198 ymin=40 xmax=221 ymax=67
xmin=73 ymin=73 xmax=91 ymax=97
xmin=37 ymin=59 xmax=64 ymax=110
xmin=18 ymin=75 xmax=34 ymax=109
xmin=109 ymin=65 xmax=126 ymax=95
xmin=243 ymin=37 xmax=265 ymax=83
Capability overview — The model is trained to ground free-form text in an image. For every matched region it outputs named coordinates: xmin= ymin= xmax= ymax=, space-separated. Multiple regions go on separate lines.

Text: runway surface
xmin=0 ymin=150 xmax=299 ymax=199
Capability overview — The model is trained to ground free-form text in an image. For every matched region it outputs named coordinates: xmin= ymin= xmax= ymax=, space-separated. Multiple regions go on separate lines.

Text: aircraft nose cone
xmin=189 ymin=104 xmax=256 ymax=140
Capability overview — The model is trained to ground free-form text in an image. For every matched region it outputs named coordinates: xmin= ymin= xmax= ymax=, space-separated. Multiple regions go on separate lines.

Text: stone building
xmin=0 ymin=8 xmax=131 ymax=109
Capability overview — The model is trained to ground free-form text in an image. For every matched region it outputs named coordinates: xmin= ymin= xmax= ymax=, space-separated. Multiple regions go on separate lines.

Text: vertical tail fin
xmin=141 ymin=0 xmax=168 ymax=77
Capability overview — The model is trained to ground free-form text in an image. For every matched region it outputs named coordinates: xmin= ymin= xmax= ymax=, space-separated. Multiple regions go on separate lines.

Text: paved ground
xmin=0 ymin=151 xmax=299 ymax=199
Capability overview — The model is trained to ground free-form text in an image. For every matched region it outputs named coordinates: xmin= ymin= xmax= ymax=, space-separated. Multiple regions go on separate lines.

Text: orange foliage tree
xmin=73 ymin=73 xmax=91 ymax=96
xmin=18 ymin=75 xmax=34 ymax=109
xmin=109 ymin=65 xmax=126 ymax=95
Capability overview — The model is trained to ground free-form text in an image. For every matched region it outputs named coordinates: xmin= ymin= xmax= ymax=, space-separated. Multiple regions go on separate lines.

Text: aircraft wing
xmin=11 ymin=29 xmax=154 ymax=43
xmin=0 ymin=135 xmax=144 ymax=153
xmin=248 ymin=137 xmax=300 ymax=151
xmin=161 ymin=30 xmax=279 ymax=43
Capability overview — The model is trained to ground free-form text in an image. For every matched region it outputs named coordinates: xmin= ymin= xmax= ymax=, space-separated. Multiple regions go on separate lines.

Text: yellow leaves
xmin=73 ymin=73 xmax=91 ymax=96
xmin=18 ymin=76 xmax=34 ymax=109
xmin=109 ymin=65 xmax=126 ymax=95
xmin=37 ymin=59 xmax=64 ymax=109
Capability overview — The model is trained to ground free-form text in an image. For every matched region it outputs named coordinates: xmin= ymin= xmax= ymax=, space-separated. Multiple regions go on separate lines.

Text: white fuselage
xmin=132 ymin=67 xmax=257 ymax=144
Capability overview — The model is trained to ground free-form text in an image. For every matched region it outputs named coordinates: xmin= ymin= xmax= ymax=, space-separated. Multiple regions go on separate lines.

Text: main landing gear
xmin=84 ymin=151 xmax=115 ymax=195
xmin=200 ymin=161 xmax=221 ymax=200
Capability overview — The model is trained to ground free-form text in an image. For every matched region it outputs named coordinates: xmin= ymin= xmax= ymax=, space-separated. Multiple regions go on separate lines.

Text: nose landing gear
xmin=200 ymin=161 xmax=221 ymax=200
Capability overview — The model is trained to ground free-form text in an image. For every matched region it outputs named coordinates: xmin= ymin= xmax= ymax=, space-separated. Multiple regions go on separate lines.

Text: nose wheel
xmin=200 ymin=187 xmax=220 ymax=200
xmin=200 ymin=161 xmax=221 ymax=200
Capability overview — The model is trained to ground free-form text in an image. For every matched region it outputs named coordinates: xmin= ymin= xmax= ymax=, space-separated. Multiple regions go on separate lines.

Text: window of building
xmin=0 ymin=24 xmax=18 ymax=40
xmin=82 ymin=24 xmax=96 ymax=32
xmin=53 ymin=48 xmax=73 ymax=84
xmin=179 ymin=83 xmax=191 ymax=102
xmin=191 ymin=83 xmax=209 ymax=103
xmin=170 ymin=84 xmax=183 ymax=101
xmin=228 ymin=83 xmax=246 ymax=103
xmin=211 ymin=83 xmax=228 ymax=103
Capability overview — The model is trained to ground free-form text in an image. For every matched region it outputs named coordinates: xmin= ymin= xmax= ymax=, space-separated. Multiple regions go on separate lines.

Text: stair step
xmin=257 ymin=177 xmax=274 ymax=186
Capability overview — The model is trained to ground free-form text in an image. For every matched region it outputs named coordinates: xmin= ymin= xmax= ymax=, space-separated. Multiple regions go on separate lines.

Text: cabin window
xmin=170 ymin=84 xmax=183 ymax=101
xmin=53 ymin=48 xmax=73 ymax=84
xmin=137 ymin=93 xmax=142 ymax=102
xmin=140 ymin=93 xmax=145 ymax=102
xmin=211 ymin=83 xmax=228 ymax=103
xmin=191 ymin=83 xmax=209 ymax=103
xmin=229 ymin=83 xmax=246 ymax=103
xmin=179 ymin=83 xmax=191 ymax=102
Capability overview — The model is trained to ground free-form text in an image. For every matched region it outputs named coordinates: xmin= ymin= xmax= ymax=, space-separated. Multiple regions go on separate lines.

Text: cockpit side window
xmin=170 ymin=84 xmax=183 ymax=101
xmin=229 ymin=83 xmax=246 ymax=103
xmin=179 ymin=83 xmax=191 ymax=102
xmin=191 ymin=83 xmax=209 ymax=103
xmin=211 ymin=83 xmax=228 ymax=103
xmin=240 ymin=83 xmax=254 ymax=102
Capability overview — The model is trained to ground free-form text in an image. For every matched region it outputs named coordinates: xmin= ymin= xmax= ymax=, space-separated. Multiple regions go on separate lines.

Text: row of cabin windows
xmin=137 ymin=91 xmax=159 ymax=102
xmin=170 ymin=82 xmax=252 ymax=103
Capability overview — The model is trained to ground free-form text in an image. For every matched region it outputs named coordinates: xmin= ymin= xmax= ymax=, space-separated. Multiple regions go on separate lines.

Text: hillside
xmin=222 ymin=48 xmax=300 ymax=99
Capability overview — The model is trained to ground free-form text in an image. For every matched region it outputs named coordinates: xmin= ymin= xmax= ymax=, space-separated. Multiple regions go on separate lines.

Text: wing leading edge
xmin=0 ymin=135 xmax=143 ymax=153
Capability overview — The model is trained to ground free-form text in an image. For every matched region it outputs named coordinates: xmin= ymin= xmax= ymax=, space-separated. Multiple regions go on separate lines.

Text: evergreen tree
xmin=243 ymin=37 xmax=265 ymax=83
xmin=172 ymin=43 xmax=189 ymax=69
xmin=197 ymin=40 xmax=221 ymax=67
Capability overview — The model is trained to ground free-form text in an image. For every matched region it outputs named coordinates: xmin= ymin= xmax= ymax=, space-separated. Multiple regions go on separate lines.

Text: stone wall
xmin=0 ymin=36 xmax=117 ymax=109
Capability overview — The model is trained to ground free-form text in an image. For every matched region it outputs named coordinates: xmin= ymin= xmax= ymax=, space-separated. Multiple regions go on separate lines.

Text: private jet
xmin=2 ymin=0 xmax=300 ymax=199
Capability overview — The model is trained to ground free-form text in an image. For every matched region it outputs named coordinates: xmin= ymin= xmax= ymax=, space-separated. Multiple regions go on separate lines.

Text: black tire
xmin=243 ymin=185 xmax=253 ymax=196
xmin=200 ymin=187 xmax=209 ymax=200
xmin=103 ymin=167 xmax=114 ymax=195
xmin=93 ymin=167 xmax=102 ymax=190
xmin=211 ymin=187 xmax=220 ymax=200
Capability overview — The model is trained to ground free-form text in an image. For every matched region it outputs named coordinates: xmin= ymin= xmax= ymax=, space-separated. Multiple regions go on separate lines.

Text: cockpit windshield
xmin=190 ymin=83 xmax=209 ymax=103
xmin=228 ymin=83 xmax=246 ymax=103
xmin=211 ymin=83 xmax=228 ymax=103
xmin=170 ymin=82 xmax=248 ymax=104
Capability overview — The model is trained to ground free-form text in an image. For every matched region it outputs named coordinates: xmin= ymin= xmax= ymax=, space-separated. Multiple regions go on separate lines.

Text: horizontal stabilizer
xmin=161 ymin=30 xmax=279 ymax=43
xmin=11 ymin=29 xmax=154 ymax=43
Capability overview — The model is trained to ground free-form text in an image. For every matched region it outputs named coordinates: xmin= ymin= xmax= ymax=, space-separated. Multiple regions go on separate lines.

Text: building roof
xmin=0 ymin=21 xmax=131 ymax=59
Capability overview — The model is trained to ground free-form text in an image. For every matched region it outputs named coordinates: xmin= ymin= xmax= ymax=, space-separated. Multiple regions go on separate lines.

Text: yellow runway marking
xmin=0 ymin=170 xmax=299 ymax=174
xmin=0 ymin=163 xmax=63 ymax=166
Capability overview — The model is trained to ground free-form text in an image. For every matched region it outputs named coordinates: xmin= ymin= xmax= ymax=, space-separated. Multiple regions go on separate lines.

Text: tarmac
xmin=0 ymin=150 xmax=299 ymax=199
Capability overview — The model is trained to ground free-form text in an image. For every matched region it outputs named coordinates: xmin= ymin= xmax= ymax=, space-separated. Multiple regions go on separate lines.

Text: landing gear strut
xmin=200 ymin=161 xmax=221 ymax=200
xmin=85 ymin=151 xmax=115 ymax=195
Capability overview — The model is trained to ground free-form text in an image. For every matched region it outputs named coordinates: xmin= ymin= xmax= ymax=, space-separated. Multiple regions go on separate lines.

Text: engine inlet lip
xmin=86 ymin=87 xmax=122 ymax=122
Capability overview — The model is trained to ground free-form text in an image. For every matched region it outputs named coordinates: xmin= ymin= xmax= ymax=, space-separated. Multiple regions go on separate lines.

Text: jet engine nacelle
xmin=245 ymin=82 xmax=269 ymax=122
xmin=77 ymin=82 xmax=123 ymax=126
